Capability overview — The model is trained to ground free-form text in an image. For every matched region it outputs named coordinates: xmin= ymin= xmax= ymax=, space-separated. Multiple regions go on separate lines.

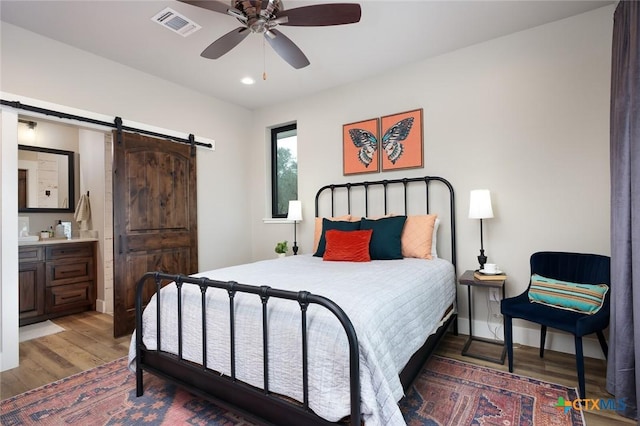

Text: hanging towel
xmin=74 ymin=193 xmax=92 ymax=231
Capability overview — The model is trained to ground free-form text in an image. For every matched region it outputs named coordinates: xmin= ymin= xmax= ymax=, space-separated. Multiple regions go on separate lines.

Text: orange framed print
xmin=343 ymin=117 xmax=380 ymax=175
xmin=380 ymin=108 xmax=423 ymax=172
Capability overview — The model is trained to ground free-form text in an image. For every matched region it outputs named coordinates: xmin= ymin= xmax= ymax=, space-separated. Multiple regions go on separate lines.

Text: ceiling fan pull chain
xmin=263 ymin=36 xmax=267 ymax=80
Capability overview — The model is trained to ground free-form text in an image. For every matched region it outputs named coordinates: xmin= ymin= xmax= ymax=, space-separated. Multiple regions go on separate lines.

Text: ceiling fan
xmin=178 ymin=0 xmax=361 ymax=69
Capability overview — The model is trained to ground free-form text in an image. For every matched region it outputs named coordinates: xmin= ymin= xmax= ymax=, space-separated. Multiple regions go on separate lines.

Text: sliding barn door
xmin=112 ymin=131 xmax=198 ymax=337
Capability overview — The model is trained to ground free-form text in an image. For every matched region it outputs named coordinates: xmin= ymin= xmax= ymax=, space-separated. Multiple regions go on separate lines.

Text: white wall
xmin=0 ymin=22 xmax=254 ymax=370
xmin=0 ymin=4 xmax=615 ymax=370
xmin=78 ymin=129 xmax=109 ymax=312
xmin=249 ymin=6 xmax=614 ymax=357
xmin=0 ymin=110 xmax=20 ymax=371
xmin=1 ymin=21 xmax=254 ymax=267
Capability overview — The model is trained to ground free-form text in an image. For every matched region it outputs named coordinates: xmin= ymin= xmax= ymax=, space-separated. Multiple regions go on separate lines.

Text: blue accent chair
xmin=500 ymin=251 xmax=610 ymax=399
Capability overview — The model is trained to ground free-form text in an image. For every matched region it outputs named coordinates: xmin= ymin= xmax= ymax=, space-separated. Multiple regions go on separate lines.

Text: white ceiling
xmin=1 ymin=0 xmax=613 ymax=110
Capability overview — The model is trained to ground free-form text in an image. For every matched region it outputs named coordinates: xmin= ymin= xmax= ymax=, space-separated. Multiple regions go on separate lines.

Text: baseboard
xmin=457 ymin=316 xmax=606 ymax=360
xmin=96 ymin=299 xmax=113 ymax=315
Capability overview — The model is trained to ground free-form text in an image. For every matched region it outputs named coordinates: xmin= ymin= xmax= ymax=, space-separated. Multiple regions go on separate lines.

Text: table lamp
xmin=287 ymin=200 xmax=303 ymax=255
xmin=468 ymin=189 xmax=494 ymax=270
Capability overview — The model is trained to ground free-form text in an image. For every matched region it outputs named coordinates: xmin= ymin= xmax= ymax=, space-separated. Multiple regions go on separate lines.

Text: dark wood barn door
xmin=113 ymin=131 xmax=198 ymax=337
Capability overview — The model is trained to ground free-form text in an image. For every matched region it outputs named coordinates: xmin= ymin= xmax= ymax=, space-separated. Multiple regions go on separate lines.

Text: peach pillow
xmin=401 ymin=214 xmax=438 ymax=260
xmin=313 ymin=215 xmax=351 ymax=252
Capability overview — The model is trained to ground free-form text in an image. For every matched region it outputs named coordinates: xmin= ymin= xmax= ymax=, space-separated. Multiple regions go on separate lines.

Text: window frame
xmin=270 ymin=123 xmax=297 ymax=218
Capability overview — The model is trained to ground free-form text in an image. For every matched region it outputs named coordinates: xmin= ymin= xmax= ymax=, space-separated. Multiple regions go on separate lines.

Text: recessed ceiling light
xmin=241 ymin=77 xmax=255 ymax=85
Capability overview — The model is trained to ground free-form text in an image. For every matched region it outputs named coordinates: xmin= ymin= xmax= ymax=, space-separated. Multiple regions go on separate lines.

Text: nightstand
xmin=459 ymin=269 xmax=507 ymax=364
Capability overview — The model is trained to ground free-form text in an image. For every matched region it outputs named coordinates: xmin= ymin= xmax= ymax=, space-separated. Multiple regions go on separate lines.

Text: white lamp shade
xmin=287 ymin=200 xmax=303 ymax=221
xmin=468 ymin=189 xmax=494 ymax=219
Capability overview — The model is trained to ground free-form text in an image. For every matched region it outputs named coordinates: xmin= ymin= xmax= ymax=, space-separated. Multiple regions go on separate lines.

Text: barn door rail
xmin=1 ymin=99 xmax=213 ymax=149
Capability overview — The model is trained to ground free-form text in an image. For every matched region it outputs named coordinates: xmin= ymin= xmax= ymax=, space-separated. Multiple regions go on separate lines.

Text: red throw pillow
xmin=323 ymin=229 xmax=373 ymax=262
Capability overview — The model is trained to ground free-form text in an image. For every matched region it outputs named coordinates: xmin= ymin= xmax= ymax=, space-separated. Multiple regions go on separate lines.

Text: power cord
xmin=486 ymin=292 xmax=503 ymax=341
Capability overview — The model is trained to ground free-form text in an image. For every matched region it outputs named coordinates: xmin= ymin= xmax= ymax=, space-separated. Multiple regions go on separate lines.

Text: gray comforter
xmin=128 ymin=254 xmax=456 ymax=425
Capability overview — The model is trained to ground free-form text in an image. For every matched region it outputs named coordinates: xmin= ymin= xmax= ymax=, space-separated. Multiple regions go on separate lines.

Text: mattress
xmin=128 ymin=254 xmax=456 ymax=425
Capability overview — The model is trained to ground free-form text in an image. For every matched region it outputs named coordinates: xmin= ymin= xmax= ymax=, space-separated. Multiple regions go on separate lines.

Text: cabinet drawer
xmin=19 ymin=246 xmax=44 ymax=263
xmin=46 ymin=282 xmax=92 ymax=313
xmin=46 ymin=243 xmax=93 ymax=260
xmin=47 ymin=257 xmax=94 ymax=286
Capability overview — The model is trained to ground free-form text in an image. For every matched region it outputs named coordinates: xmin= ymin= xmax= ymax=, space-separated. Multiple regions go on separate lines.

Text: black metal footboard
xmin=135 ymin=271 xmax=361 ymax=426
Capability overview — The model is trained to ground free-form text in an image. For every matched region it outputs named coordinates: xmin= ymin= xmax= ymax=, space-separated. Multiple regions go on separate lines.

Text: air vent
xmin=152 ymin=7 xmax=201 ymax=37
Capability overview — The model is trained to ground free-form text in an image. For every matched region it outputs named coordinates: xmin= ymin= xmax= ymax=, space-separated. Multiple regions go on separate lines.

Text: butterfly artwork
xmin=380 ymin=109 xmax=423 ymax=171
xmin=348 ymin=117 xmax=414 ymax=168
xmin=343 ymin=118 xmax=380 ymax=175
xmin=380 ymin=117 xmax=414 ymax=165
xmin=348 ymin=128 xmax=378 ymax=168
xmin=342 ymin=109 xmax=423 ymax=175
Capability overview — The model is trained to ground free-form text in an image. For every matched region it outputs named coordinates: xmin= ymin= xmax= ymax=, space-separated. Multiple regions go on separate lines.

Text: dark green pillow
xmin=360 ymin=216 xmax=407 ymax=260
xmin=313 ymin=218 xmax=361 ymax=257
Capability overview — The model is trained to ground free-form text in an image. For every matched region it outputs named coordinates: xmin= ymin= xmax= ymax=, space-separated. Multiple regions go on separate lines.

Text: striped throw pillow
xmin=528 ymin=274 xmax=608 ymax=314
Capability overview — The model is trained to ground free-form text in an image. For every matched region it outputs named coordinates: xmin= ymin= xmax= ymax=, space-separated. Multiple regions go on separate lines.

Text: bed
xmin=129 ymin=176 xmax=458 ymax=426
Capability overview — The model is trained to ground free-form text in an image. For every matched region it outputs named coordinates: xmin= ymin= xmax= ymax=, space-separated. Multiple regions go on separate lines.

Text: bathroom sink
xmin=19 ymin=236 xmax=40 ymax=242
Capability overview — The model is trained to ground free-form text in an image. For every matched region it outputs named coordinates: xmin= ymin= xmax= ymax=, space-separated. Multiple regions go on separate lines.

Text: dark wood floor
xmin=1 ymin=312 xmax=635 ymax=425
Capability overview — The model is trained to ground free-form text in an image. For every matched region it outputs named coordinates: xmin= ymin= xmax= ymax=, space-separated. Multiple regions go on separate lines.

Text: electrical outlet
xmin=489 ymin=288 xmax=500 ymax=302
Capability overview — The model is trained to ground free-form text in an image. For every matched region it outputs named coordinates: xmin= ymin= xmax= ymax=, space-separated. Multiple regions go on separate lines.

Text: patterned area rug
xmin=1 ymin=355 xmax=584 ymax=425
xmin=401 ymin=356 xmax=584 ymax=425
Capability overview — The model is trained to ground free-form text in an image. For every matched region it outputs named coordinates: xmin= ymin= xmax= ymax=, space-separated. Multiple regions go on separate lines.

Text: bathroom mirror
xmin=18 ymin=144 xmax=75 ymax=213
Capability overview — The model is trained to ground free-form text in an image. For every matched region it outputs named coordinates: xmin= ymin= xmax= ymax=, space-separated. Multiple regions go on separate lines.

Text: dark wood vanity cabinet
xmin=18 ymin=246 xmax=45 ymax=323
xmin=19 ymin=241 xmax=96 ymax=326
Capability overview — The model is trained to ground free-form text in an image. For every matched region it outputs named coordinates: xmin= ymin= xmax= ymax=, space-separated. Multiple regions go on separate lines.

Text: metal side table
xmin=459 ymin=269 xmax=507 ymax=364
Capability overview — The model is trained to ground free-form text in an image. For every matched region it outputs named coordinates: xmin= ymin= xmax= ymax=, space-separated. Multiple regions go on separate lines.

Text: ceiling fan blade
xmin=264 ymin=29 xmax=310 ymax=69
xmin=276 ymin=3 xmax=361 ymax=27
xmin=177 ymin=0 xmax=246 ymax=21
xmin=201 ymin=27 xmax=250 ymax=59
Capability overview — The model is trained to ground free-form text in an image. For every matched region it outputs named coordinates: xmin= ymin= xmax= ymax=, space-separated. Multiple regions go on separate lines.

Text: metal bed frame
xmin=134 ymin=176 xmax=457 ymax=426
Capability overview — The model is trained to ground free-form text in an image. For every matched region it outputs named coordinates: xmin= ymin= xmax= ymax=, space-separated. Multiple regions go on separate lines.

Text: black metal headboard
xmin=314 ymin=176 xmax=457 ymax=272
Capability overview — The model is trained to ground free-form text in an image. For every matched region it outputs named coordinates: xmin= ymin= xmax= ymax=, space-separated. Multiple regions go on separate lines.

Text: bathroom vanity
xmin=19 ymin=239 xmax=97 ymax=326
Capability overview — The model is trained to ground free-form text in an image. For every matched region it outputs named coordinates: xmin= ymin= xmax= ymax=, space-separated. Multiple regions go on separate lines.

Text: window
xmin=271 ymin=124 xmax=297 ymax=218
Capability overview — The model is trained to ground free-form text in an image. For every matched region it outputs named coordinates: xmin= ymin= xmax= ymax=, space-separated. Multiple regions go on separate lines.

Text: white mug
xmin=484 ymin=263 xmax=498 ymax=273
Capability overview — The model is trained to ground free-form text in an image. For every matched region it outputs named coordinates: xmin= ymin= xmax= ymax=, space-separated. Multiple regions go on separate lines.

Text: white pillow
xmin=431 ymin=218 xmax=440 ymax=258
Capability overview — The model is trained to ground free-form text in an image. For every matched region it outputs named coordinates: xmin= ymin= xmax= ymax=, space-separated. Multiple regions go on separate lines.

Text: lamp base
xmin=292 ymin=221 xmax=299 ymax=255
xmin=477 ymin=249 xmax=487 ymax=270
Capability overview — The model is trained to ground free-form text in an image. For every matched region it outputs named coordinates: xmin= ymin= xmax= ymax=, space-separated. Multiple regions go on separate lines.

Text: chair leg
xmin=596 ymin=330 xmax=608 ymax=359
xmin=540 ymin=325 xmax=547 ymax=358
xmin=575 ymin=336 xmax=586 ymax=399
xmin=505 ymin=315 xmax=514 ymax=372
